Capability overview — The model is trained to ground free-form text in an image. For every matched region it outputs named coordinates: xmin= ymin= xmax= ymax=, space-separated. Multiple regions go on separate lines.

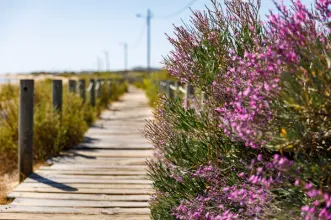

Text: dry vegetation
xmin=0 ymin=76 xmax=127 ymax=203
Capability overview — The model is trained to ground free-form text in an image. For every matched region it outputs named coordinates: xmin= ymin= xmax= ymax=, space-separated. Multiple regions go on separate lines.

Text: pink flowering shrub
xmin=218 ymin=0 xmax=331 ymax=151
xmin=173 ymin=163 xmax=274 ymax=219
xmin=146 ymin=0 xmax=331 ymax=219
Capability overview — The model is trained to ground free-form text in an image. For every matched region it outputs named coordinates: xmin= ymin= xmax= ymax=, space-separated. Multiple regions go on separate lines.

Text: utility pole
xmin=97 ymin=56 xmax=102 ymax=72
xmin=147 ymin=9 xmax=152 ymax=77
xmin=137 ymin=9 xmax=152 ymax=77
xmin=120 ymin=43 xmax=128 ymax=72
xmin=104 ymin=51 xmax=110 ymax=72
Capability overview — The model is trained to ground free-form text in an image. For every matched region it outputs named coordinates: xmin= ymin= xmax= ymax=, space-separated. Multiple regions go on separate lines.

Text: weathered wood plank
xmin=79 ymin=138 xmax=150 ymax=145
xmin=23 ymin=178 xmax=152 ymax=184
xmin=39 ymin=165 xmax=148 ymax=171
xmin=7 ymin=192 xmax=151 ymax=201
xmin=17 ymin=183 xmax=152 ymax=189
xmin=60 ymin=150 xmax=153 ymax=158
xmin=48 ymin=157 xmax=148 ymax=165
xmin=12 ymin=187 xmax=153 ymax=195
xmin=35 ymin=170 xmax=147 ymax=176
xmin=0 ymin=206 xmax=151 ymax=215
xmin=27 ymin=173 xmax=149 ymax=180
xmin=11 ymin=198 xmax=149 ymax=208
xmin=0 ymin=213 xmax=151 ymax=220
xmin=73 ymin=144 xmax=153 ymax=150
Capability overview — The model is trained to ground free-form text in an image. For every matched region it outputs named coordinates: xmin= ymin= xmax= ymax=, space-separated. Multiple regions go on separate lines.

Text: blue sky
xmin=0 ymin=0 xmax=313 ymax=74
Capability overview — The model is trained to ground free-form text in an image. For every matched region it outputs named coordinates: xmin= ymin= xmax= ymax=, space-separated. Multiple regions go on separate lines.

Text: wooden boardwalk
xmin=0 ymin=86 xmax=154 ymax=220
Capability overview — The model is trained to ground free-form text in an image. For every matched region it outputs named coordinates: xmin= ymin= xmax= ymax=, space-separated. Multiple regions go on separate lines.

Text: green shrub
xmin=0 ymin=78 xmax=127 ymax=176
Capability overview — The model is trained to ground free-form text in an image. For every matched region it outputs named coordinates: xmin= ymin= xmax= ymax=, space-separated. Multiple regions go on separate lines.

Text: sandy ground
xmin=0 ymin=163 xmax=46 ymax=205
xmin=0 ymin=171 xmax=18 ymax=204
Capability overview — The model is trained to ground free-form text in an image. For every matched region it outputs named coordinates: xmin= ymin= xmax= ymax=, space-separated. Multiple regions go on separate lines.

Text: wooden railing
xmin=18 ymin=78 xmax=123 ymax=182
xmin=158 ymin=80 xmax=206 ymax=108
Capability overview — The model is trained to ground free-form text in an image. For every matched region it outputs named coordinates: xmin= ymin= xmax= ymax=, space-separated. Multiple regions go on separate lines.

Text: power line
xmin=130 ymin=23 xmax=146 ymax=49
xmin=155 ymin=0 xmax=199 ymax=19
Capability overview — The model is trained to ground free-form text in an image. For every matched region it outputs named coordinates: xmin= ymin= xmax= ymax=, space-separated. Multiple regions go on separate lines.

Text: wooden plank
xmin=0 ymin=213 xmax=151 ymax=220
xmin=12 ymin=187 xmax=153 ymax=195
xmin=40 ymin=165 xmax=148 ymax=170
xmin=26 ymin=174 xmax=148 ymax=183
xmin=48 ymin=157 xmax=148 ymax=164
xmin=7 ymin=192 xmax=151 ymax=201
xmin=27 ymin=173 xmax=149 ymax=180
xmin=75 ymin=142 xmax=151 ymax=146
xmin=81 ymin=136 xmax=149 ymax=143
xmin=35 ymin=170 xmax=147 ymax=176
xmin=17 ymin=183 xmax=152 ymax=189
xmin=73 ymin=144 xmax=153 ymax=150
xmin=11 ymin=198 xmax=149 ymax=208
xmin=0 ymin=206 xmax=151 ymax=215
xmin=63 ymin=150 xmax=153 ymax=158
xmin=85 ymin=130 xmax=143 ymax=135
xmin=23 ymin=177 xmax=152 ymax=184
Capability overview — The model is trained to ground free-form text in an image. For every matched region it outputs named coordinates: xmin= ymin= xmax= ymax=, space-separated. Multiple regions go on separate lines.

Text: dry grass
xmin=0 ymin=162 xmax=46 ymax=205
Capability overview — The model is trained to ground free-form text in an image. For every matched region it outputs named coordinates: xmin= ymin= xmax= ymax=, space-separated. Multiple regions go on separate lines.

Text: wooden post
xmin=52 ymin=80 xmax=63 ymax=112
xmin=90 ymin=79 xmax=96 ymax=107
xmin=107 ymin=79 xmax=112 ymax=97
xmin=174 ymin=81 xmax=178 ymax=99
xmin=185 ymin=83 xmax=194 ymax=108
xmin=19 ymin=80 xmax=34 ymax=182
xmin=166 ymin=81 xmax=171 ymax=98
xmin=158 ymin=81 xmax=162 ymax=93
xmin=96 ymin=79 xmax=102 ymax=98
xmin=79 ymin=79 xmax=86 ymax=103
xmin=68 ymin=80 xmax=77 ymax=93
xmin=201 ymin=91 xmax=207 ymax=109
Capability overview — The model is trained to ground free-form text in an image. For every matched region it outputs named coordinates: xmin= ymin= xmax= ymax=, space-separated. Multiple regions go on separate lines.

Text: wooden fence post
xmin=107 ymin=79 xmax=112 ymax=97
xmin=68 ymin=80 xmax=77 ymax=93
xmin=52 ymin=80 xmax=63 ymax=113
xmin=201 ymin=92 xmax=207 ymax=108
xmin=174 ymin=81 xmax=178 ymax=99
xmin=19 ymin=80 xmax=34 ymax=182
xmin=90 ymin=79 xmax=96 ymax=107
xmin=96 ymin=79 xmax=102 ymax=98
xmin=185 ymin=83 xmax=194 ymax=108
xmin=79 ymin=79 xmax=86 ymax=103
xmin=166 ymin=81 xmax=171 ymax=98
xmin=158 ymin=81 xmax=162 ymax=93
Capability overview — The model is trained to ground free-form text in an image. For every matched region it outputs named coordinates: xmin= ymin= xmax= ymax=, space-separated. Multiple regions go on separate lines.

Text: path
xmin=0 ymin=86 xmax=154 ymax=220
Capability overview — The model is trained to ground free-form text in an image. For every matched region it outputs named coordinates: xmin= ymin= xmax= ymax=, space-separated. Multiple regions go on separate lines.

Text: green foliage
xmin=145 ymin=97 xmax=257 ymax=219
xmin=0 ymin=79 xmax=127 ymax=175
